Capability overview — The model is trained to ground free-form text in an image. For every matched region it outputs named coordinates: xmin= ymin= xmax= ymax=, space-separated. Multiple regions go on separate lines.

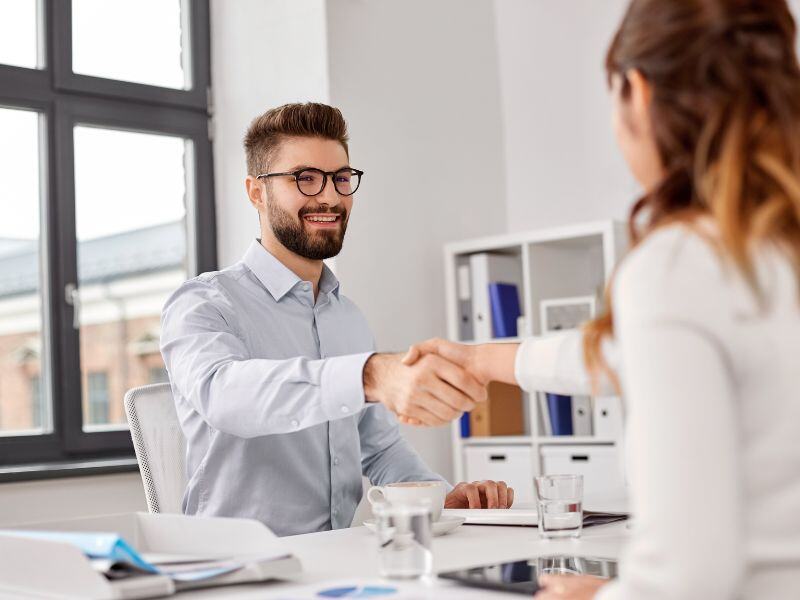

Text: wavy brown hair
xmin=584 ymin=0 xmax=800 ymax=390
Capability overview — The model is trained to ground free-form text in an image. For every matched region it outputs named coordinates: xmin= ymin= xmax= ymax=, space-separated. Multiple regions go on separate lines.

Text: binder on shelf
xmin=538 ymin=392 xmax=552 ymax=436
xmin=546 ymin=393 xmax=573 ymax=436
xmin=459 ymin=412 xmax=471 ymax=438
xmin=470 ymin=382 xmax=525 ymax=437
xmin=456 ymin=262 xmax=474 ymax=341
xmin=489 ymin=283 xmax=521 ymax=338
xmin=593 ymin=396 xmax=624 ymax=439
xmin=468 ymin=253 xmax=521 ymax=340
xmin=571 ymin=396 xmax=593 ymax=436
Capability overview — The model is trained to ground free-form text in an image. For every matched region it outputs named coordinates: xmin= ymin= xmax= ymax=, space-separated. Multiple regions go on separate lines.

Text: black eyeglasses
xmin=257 ymin=167 xmax=364 ymax=197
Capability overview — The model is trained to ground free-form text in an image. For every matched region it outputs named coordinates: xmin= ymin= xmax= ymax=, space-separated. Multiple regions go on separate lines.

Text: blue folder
xmin=546 ymin=393 xmax=573 ymax=436
xmin=488 ymin=283 xmax=521 ymax=338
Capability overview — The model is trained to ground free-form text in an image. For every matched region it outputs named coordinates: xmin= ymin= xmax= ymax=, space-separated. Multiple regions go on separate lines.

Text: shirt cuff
xmin=320 ymin=351 xmax=375 ymax=421
xmin=514 ymin=337 xmax=537 ymax=392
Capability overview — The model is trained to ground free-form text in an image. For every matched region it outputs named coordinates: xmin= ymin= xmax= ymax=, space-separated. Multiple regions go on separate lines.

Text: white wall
xmin=494 ymin=0 xmax=637 ymax=233
xmin=0 ymin=474 xmax=146 ymax=527
xmin=211 ymin=0 xmax=331 ymax=268
xmin=326 ymin=0 xmax=508 ymax=482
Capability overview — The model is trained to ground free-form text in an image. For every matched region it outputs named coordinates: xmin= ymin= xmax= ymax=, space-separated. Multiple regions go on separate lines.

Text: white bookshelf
xmin=444 ymin=220 xmax=628 ymax=504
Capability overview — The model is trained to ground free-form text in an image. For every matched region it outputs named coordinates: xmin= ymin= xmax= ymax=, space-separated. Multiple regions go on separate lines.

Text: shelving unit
xmin=444 ymin=220 xmax=628 ymax=504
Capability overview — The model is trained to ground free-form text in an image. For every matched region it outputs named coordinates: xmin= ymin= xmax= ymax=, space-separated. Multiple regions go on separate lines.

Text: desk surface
xmin=176 ymin=521 xmax=629 ymax=599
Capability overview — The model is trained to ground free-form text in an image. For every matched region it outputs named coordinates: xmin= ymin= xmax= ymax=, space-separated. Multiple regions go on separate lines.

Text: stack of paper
xmin=441 ymin=507 xmax=628 ymax=527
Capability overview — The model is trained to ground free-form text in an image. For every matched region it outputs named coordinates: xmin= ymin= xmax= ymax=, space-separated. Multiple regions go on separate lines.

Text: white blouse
xmin=515 ymin=224 xmax=800 ymax=600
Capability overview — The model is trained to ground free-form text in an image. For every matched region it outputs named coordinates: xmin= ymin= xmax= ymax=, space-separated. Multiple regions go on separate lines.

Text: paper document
xmin=442 ymin=505 xmax=628 ymax=527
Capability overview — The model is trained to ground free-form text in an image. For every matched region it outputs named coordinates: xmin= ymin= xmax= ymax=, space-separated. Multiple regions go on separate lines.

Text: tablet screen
xmin=438 ymin=555 xmax=617 ymax=596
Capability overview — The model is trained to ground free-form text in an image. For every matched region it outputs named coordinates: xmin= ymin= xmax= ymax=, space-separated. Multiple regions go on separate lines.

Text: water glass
xmin=373 ymin=501 xmax=433 ymax=579
xmin=535 ymin=474 xmax=583 ymax=539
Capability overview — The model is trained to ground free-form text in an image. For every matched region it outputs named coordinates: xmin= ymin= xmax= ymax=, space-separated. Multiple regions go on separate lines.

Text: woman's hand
xmin=397 ymin=338 xmax=521 ymax=425
xmin=534 ymin=574 xmax=608 ymax=599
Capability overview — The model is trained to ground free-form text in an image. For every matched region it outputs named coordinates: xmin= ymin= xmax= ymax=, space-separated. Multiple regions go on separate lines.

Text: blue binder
xmin=488 ymin=283 xmax=521 ymax=338
xmin=546 ymin=393 xmax=573 ymax=436
xmin=459 ymin=412 xmax=471 ymax=438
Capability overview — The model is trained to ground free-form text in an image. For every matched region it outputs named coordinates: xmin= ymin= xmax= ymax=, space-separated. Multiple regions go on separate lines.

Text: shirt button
xmin=340 ymin=405 xmax=349 ymax=414
xmin=291 ymin=419 xmax=300 ymax=428
xmin=302 ymin=283 xmax=311 ymax=291
xmin=333 ymin=457 xmax=340 ymax=465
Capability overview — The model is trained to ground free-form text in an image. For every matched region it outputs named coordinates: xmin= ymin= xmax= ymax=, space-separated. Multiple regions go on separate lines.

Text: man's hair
xmin=243 ymin=102 xmax=349 ymax=176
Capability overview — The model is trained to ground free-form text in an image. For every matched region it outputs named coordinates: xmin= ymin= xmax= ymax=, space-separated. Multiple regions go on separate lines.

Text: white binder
xmin=468 ymin=252 xmax=521 ymax=341
xmin=571 ymin=395 xmax=593 ymax=436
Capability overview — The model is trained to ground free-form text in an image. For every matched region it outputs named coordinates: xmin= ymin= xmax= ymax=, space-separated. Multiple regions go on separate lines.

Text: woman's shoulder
xmin=613 ymin=221 xmax=735 ymax=323
xmin=617 ymin=221 xmax=722 ymax=285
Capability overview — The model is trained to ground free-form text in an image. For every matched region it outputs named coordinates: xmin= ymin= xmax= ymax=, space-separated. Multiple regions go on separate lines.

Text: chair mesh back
xmin=124 ymin=383 xmax=186 ymax=514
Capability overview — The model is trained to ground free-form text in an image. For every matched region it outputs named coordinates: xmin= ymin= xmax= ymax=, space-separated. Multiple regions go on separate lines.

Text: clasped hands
xmin=363 ymin=338 xmax=485 ymax=428
xmin=363 ymin=339 xmax=514 ymax=509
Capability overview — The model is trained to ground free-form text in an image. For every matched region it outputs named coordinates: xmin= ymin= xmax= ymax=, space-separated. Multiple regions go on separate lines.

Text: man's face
xmin=261 ymin=136 xmax=354 ymax=260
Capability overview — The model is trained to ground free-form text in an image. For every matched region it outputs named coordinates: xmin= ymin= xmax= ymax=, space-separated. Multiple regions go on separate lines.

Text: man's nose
xmin=319 ymin=175 xmax=342 ymax=206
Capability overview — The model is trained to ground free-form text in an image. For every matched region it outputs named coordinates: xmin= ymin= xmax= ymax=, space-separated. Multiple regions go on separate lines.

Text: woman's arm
xmin=403 ymin=332 xmax=618 ymax=396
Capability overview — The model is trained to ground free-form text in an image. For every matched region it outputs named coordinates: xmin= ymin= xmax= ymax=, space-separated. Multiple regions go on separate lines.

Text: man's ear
xmin=626 ymin=69 xmax=653 ymax=134
xmin=245 ymin=175 xmax=267 ymax=211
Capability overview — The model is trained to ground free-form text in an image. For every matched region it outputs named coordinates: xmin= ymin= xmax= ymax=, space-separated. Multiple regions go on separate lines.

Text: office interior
xmin=1 ymin=1 xmax=798 ymax=598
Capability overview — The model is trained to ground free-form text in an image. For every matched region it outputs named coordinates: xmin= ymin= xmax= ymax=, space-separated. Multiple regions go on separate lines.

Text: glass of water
xmin=373 ymin=500 xmax=433 ymax=579
xmin=535 ymin=474 xmax=584 ymax=539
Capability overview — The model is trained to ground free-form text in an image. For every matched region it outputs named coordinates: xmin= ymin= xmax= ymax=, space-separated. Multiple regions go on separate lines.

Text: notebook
xmin=442 ymin=504 xmax=628 ymax=527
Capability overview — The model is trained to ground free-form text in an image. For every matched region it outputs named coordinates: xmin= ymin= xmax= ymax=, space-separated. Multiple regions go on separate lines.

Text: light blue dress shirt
xmin=160 ymin=240 xmax=446 ymax=536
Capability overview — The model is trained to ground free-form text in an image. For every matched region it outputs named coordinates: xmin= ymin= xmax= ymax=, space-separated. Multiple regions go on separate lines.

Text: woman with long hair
xmin=405 ymin=0 xmax=800 ymax=597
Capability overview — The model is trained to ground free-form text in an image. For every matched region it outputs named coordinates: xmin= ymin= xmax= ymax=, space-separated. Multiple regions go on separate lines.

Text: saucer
xmin=363 ymin=515 xmax=465 ymax=536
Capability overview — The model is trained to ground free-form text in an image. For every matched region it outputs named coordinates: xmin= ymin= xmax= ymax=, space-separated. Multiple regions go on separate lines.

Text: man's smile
xmin=303 ymin=213 xmax=342 ymax=229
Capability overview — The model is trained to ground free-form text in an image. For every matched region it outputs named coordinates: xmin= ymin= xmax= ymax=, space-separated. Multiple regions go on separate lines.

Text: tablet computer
xmin=438 ymin=555 xmax=617 ymax=595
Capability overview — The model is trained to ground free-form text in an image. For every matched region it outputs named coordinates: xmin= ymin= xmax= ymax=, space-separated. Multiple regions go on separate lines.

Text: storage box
xmin=541 ymin=445 xmax=626 ymax=502
xmin=470 ymin=382 xmax=525 ymax=436
xmin=0 ymin=512 xmax=301 ymax=599
xmin=464 ymin=445 xmax=535 ymax=504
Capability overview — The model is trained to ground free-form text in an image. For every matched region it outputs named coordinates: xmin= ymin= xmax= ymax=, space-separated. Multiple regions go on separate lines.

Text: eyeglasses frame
xmin=256 ymin=167 xmax=364 ymax=197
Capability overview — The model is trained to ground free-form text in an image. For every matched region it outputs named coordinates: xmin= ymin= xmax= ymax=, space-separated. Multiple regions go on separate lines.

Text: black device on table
xmin=438 ymin=555 xmax=618 ymax=595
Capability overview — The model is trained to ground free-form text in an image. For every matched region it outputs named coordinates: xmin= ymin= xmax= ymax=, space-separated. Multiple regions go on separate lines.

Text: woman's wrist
xmin=472 ymin=343 xmax=520 ymax=385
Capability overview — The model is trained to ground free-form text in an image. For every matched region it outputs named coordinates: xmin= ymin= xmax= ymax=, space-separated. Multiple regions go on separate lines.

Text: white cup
xmin=367 ymin=481 xmax=446 ymax=521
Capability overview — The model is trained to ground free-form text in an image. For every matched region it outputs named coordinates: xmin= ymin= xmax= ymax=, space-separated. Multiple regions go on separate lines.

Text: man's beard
xmin=267 ymin=201 xmax=348 ymax=260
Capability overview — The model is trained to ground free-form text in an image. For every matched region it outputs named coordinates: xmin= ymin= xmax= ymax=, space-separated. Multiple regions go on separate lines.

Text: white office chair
xmin=124 ymin=383 xmax=187 ymax=514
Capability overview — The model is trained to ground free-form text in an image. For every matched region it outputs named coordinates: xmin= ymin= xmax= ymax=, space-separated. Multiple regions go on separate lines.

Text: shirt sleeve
xmin=595 ymin=229 xmax=744 ymax=600
xmin=358 ymin=404 xmax=451 ymax=490
xmin=514 ymin=330 xmax=619 ymax=395
xmin=160 ymin=278 xmax=373 ymax=438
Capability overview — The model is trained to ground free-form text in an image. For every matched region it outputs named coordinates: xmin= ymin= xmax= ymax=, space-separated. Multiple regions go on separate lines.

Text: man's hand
xmin=363 ymin=352 xmax=487 ymax=427
xmin=402 ymin=338 xmax=486 ymax=383
xmin=398 ymin=338 xmax=484 ymax=426
xmin=534 ymin=574 xmax=608 ymax=599
xmin=445 ymin=480 xmax=514 ymax=509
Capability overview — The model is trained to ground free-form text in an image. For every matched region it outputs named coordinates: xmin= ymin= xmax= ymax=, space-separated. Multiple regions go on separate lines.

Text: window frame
xmin=0 ymin=0 xmax=216 ymax=472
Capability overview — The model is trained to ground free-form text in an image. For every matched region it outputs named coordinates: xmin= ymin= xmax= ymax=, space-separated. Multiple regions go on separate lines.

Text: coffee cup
xmin=367 ymin=481 xmax=446 ymax=521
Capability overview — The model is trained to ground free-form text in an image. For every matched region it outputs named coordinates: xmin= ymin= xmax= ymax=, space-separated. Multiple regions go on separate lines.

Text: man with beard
xmin=160 ymin=103 xmax=513 ymax=536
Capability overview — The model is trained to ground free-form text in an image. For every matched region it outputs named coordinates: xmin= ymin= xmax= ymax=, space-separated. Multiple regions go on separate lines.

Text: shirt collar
xmin=243 ymin=240 xmax=340 ymax=301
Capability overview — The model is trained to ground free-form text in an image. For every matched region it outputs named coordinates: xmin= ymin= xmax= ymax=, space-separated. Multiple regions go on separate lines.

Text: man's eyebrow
xmin=284 ymin=164 xmax=352 ymax=172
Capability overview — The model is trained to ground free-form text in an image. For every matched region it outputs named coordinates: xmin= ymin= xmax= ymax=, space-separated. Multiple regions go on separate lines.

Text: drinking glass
xmin=372 ymin=501 xmax=433 ymax=579
xmin=535 ymin=474 xmax=584 ymax=539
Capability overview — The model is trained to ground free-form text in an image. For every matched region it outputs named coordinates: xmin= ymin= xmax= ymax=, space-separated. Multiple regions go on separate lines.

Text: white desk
xmin=175 ymin=521 xmax=629 ymax=599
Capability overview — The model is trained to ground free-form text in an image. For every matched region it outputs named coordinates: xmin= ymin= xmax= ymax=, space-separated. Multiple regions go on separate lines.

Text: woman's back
xmin=603 ymin=222 xmax=800 ymax=599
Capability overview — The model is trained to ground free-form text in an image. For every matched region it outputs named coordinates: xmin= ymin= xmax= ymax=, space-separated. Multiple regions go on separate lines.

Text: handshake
xmin=363 ymin=338 xmax=499 ymax=427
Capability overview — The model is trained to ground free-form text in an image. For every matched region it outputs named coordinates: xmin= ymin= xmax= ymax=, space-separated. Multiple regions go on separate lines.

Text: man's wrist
xmin=363 ymin=353 xmax=387 ymax=402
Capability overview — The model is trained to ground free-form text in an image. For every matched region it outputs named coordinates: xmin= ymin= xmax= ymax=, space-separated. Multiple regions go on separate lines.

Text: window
xmin=148 ymin=368 xmax=170 ymax=385
xmin=85 ymin=372 xmax=110 ymax=427
xmin=0 ymin=1 xmax=215 ymax=471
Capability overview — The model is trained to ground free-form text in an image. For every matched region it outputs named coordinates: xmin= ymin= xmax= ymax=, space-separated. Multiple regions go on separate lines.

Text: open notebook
xmin=442 ymin=502 xmax=628 ymax=527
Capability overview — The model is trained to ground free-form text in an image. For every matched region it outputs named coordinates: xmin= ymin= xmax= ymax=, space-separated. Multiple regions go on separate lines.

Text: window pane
xmin=0 ymin=106 xmax=50 ymax=436
xmin=72 ymin=0 xmax=188 ymax=89
xmin=74 ymin=126 xmax=190 ymax=432
xmin=0 ymin=0 xmax=40 ymax=69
